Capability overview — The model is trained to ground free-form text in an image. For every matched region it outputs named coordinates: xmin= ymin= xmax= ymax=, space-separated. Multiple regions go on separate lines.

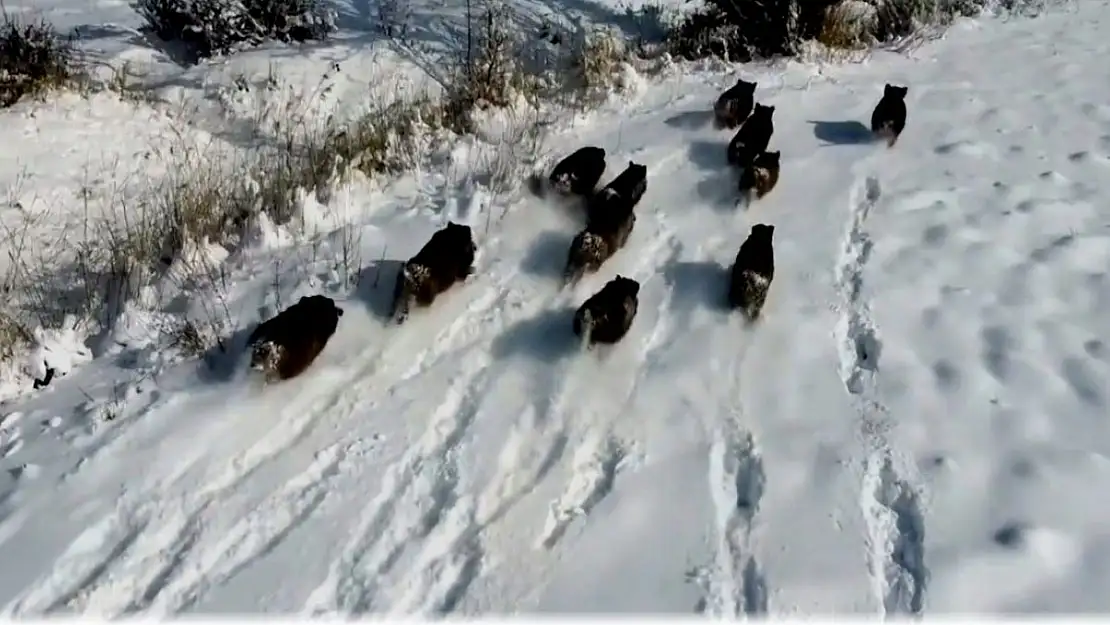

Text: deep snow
xmin=0 ymin=0 xmax=1107 ymax=616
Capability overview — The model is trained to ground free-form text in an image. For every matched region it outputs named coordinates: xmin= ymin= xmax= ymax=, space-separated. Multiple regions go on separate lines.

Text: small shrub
xmin=871 ymin=0 xmax=928 ymax=42
xmin=243 ymin=0 xmax=336 ymax=44
xmin=619 ymin=1 xmax=676 ymax=53
xmin=438 ymin=0 xmax=552 ymax=133
xmin=135 ymin=0 xmax=249 ymax=61
xmin=168 ymin=318 xmax=209 ymax=356
xmin=0 ymin=14 xmax=75 ymax=107
xmin=0 ymin=311 xmax=32 ymax=363
xmin=376 ymin=0 xmax=413 ymax=40
xmin=133 ymin=0 xmax=337 ymax=63
xmin=320 ymin=95 xmax=445 ymax=180
xmin=166 ymin=258 xmax=234 ymax=358
xmin=140 ymin=149 xmax=251 ymax=262
xmin=665 ymin=8 xmax=746 ymax=62
xmin=819 ymin=1 xmax=874 ymax=49
xmin=571 ymin=26 xmax=632 ymax=94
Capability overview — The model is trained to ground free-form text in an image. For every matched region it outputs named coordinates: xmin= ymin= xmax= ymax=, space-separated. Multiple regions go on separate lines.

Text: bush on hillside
xmin=0 ymin=15 xmax=75 ymax=108
xmin=571 ymin=26 xmax=632 ymax=94
xmin=665 ymin=0 xmax=992 ymax=62
xmin=440 ymin=0 xmax=530 ymax=130
xmin=818 ymin=1 xmax=875 ymax=49
xmin=134 ymin=0 xmax=337 ymax=63
xmin=666 ymin=0 xmax=834 ymax=62
xmin=869 ymin=0 xmax=984 ymax=42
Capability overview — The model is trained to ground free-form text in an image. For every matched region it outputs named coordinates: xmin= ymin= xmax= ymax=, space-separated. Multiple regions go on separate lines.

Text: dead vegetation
xmin=0 ymin=7 xmax=75 ymax=108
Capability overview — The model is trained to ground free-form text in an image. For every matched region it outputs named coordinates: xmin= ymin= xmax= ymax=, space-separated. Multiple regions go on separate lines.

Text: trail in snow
xmin=707 ymin=420 xmax=768 ymax=617
xmin=836 ymin=170 xmax=928 ymax=617
xmin=1 ymin=194 xmax=529 ymax=616
xmin=296 ymin=170 xmax=682 ymax=615
xmin=446 ymin=101 xmax=769 ymax=609
xmin=7 ymin=206 xmax=575 ymax=617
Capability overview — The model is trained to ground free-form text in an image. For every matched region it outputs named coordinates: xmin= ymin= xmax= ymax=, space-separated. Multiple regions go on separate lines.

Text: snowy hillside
xmin=0 ymin=0 xmax=1106 ymax=616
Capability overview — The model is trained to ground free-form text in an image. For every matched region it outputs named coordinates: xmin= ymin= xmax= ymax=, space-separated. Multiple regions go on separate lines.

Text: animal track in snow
xmin=0 ymin=411 xmax=22 ymax=431
xmin=529 ymin=228 xmax=678 ymax=551
xmin=0 ymin=412 xmax=23 ymax=459
xmin=47 ymin=267 xmax=526 ymax=618
xmin=705 ymin=426 xmax=768 ymax=617
xmin=295 ymin=263 xmax=585 ymax=615
xmin=3 ymin=359 xmax=378 ymax=617
xmin=539 ymin=434 xmax=628 ymax=549
xmin=5 ymin=441 xmax=353 ymax=617
xmin=301 ymin=359 xmax=494 ymax=616
xmin=860 ymin=453 xmax=928 ymax=616
xmin=377 ymin=379 xmax=495 ymax=617
xmin=140 ymin=443 xmax=349 ymax=616
xmin=836 ymin=174 xmax=929 ymax=616
xmin=2 ymin=437 xmax=23 ymax=459
xmin=836 ymin=175 xmax=884 ymax=396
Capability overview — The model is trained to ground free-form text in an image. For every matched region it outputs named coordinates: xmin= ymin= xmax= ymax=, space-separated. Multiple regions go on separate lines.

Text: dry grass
xmin=0 ymin=311 xmax=32 ymax=363
xmin=0 ymin=0 xmax=653 ymax=385
xmin=0 ymin=10 xmax=76 ymax=108
xmin=572 ymin=26 xmax=633 ymax=95
xmin=819 ymin=1 xmax=872 ymax=50
xmin=321 ymin=95 xmax=449 ymax=180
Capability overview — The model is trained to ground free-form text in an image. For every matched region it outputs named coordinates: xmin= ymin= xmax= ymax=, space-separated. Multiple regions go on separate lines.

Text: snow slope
xmin=1 ymin=0 xmax=1108 ymax=616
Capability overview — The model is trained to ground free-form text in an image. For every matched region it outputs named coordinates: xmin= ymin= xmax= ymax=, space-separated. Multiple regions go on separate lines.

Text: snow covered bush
xmin=665 ymin=0 xmax=825 ymax=62
xmin=618 ymin=2 xmax=676 ymax=54
xmin=571 ymin=26 xmax=633 ymax=95
xmin=664 ymin=0 xmax=1022 ymax=61
xmin=0 ymin=14 xmax=74 ymax=108
xmin=438 ymin=0 xmax=537 ymax=133
xmin=242 ymin=0 xmax=337 ymax=43
xmin=319 ymin=95 xmax=447 ymax=180
xmin=134 ymin=0 xmax=337 ymax=63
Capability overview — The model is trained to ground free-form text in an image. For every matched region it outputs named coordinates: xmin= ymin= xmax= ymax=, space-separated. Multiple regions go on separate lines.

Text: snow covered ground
xmin=0 ymin=0 xmax=1106 ymax=616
